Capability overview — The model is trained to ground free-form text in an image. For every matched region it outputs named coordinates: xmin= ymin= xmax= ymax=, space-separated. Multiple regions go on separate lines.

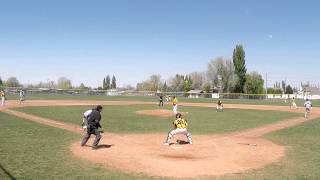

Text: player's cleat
xmin=163 ymin=142 xmax=170 ymax=146
xmin=189 ymin=141 xmax=193 ymax=145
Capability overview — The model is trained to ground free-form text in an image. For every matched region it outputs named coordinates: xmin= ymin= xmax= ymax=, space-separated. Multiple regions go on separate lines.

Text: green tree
xmin=232 ymin=45 xmax=247 ymax=93
xmin=103 ymin=78 xmax=106 ymax=89
xmin=244 ymin=72 xmax=264 ymax=94
xmin=183 ymin=75 xmax=192 ymax=92
xmin=6 ymin=77 xmax=20 ymax=87
xmin=106 ymin=75 xmax=111 ymax=89
xmin=0 ymin=77 xmax=3 ymax=87
xmin=281 ymin=81 xmax=286 ymax=92
xmin=111 ymin=75 xmax=117 ymax=89
xmin=57 ymin=77 xmax=72 ymax=89
xmin=202 ymin=82 xmax=211 ymax=98
xmin=79 ymin=83 xmax=89 ymax=89
xmin=285 ymin=85 xmax=294 ymax=94
xmin=267 ymin=88 xmax=283 ymax=94
xmin=202 ymin=83 xmax=211 ymax=93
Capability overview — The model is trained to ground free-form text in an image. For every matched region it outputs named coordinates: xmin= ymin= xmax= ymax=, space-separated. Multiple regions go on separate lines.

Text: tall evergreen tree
xmin=232 ymin=45 xmax=247 ymax=93
xmin=106 ymin=75 xmax=111 ymax=89
xmin=103 ymin=78 xmax=106 ymax=89
xmin=0 ymin=77 xmax=3 ymax=86
xmin=111 ymin=75 xmax=117 ymax=89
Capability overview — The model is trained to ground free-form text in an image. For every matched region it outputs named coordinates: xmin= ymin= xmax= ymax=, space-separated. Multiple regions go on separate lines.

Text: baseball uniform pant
xmin=165 ymin=128 xmax=192 ymax=144
xmin=81 ymin=128 xmax=101 ymax=148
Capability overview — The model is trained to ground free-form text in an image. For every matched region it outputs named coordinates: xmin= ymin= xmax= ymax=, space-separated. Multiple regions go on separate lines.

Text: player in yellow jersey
xmin=290 ymin=97 xmax=298 ymax=109
xmin=0 ymin=90 xmax=6 ymax=106
xmin=163 ymin=113 xmax=192 ymax=145
xmin=172 ymin=96 xmax=178 ymax=114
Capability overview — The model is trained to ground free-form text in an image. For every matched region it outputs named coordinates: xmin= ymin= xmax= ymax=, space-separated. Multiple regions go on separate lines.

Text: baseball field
xmin=1 ymin=96 xmax=320 ymax=179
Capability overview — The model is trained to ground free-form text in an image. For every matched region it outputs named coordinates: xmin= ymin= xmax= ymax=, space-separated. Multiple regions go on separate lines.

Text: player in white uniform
xmin=82 ymin=109 xmax=93 ymax=130
xmin=304 ymin=99 xmax=312 ymax=118
xmin=172 ymin=96 xmax=178 ymax=114
xmin=19 ymin=90 xmax=25 ymax=104
xmin=216 ymin=100 xmax=224 ymax=112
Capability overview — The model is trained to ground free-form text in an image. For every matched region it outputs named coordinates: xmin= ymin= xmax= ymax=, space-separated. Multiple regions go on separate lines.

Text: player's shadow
xmin=82 ymin=144 xmax=114 ymax=149
xmin=176 ymin=140 xmax=189 ymax=145
xmin=94 ymin=144 xmax=114 ymax=149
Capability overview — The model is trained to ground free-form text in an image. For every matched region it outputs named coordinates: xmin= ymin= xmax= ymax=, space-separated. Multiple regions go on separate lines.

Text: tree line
xmin=0 ymin=44 xmax=298 ymax=94
xmin=136 ymin=44 xmax=287 ymax=94
xmin=0 ymin=75 xmax=118 ymax=90
xmin=102 ymin=75 xmax=117 ymax=90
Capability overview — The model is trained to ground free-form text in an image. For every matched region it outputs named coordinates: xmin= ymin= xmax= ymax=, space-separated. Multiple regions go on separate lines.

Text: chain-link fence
xmin=3 ymin=87 xmax=313 ymax=100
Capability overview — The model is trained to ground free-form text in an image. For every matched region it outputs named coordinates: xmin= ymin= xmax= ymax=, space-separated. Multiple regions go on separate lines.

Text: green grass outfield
xmin=6 ymin=93 xmax=320 ymax=107
xmin=219 ymin=118 xmax=320 ymax=180
xmin=0 ymin=112 xmax=149 ymax=180
xmin=2 ymin=108 xmax=320 ymax=179
xmin=15 ymin=105 xmax=300 ymax=134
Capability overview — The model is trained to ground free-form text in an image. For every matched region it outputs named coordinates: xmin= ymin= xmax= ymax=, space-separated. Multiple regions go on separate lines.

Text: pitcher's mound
xmin=136 ymin=109 xmax=180 ymax=118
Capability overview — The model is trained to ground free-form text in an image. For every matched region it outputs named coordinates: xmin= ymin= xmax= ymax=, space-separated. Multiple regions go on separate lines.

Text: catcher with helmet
xmin=163 ymin=113 xmax=192 ymax=145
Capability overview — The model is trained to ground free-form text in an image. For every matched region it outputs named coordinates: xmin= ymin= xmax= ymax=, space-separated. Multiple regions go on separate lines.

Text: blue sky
xmin=0 ymin=0 xmax=319 ymax=88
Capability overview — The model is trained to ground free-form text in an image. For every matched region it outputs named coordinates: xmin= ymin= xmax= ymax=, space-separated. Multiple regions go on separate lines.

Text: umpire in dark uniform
xmin=159 ymin=94 xmax=164 ymax=107
xmin=81 ymin=105 xmax=103 ymax=150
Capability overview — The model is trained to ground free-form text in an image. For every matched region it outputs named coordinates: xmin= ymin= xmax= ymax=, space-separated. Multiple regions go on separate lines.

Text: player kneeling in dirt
xmin=163 ymin=113 xmax=192 ymax=145
xmin=304 ymin=99 xmax=312 ymax=118
xmin=216 ymin=100 xmax=224 ymax=112
xmin=81 ymin=105 xmax=104 ymax=150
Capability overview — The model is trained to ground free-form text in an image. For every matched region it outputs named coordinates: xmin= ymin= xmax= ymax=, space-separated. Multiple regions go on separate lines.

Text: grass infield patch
xmin=15 ymin=105 xmax=300 ymax=134
xmin=6 ymin=94 xmax=320 ymax=107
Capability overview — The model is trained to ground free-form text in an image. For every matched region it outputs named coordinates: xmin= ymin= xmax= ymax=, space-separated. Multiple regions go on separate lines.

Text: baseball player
xmin=172 ymin=96 xmax=178 ymax=114
xmin=290 ymin=97 xmax=298 ymax=109
xmin=0 ymin=90 xmax=6 ymax=106
xmin=216 ymin=100 xmax=224 ymax=112
xmin=82 ymin=108 xmax=94 ymax=130
xmin=304 ymin=99 xmax=312 ymax=118
xmin=159 ymin=94 xmax=164 ymax=107
xmin=19 ymin=90 xmax=25 ymax=104
xmin=81 ymin=105 xmax=104 ymax=150
xmin=163 ymin=113 xmax=192 ymax=145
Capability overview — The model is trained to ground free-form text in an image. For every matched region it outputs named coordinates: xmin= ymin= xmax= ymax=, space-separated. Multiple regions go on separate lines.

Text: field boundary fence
xmin=3 ymin=87 xmax=318 ymax=100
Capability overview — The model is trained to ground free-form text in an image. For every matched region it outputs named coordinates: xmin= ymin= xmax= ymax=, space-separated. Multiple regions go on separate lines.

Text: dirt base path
xmin=1 ymin=100 xmax=319 ymax=178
